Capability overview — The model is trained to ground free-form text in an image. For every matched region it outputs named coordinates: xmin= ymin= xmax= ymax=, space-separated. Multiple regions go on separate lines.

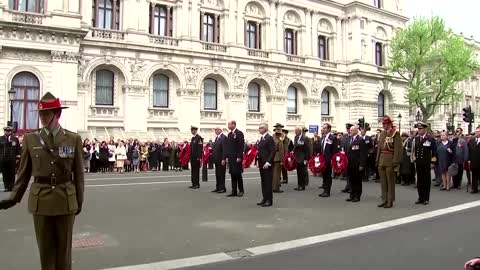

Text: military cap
xmin=382 ymin=116 xmax=393 ymax=125
xmin=345 ymin=123 xmax=354 ymax=129
xmin=273 ymin=123 xmax=285 ymax=128
xmin=3 ymin=126 xmax=13 ymax=131
xmin=282 ymin=129 xmax=289 ymax=134
xmin=302 ymin=127 xmax=308 ymax=133
xmin=190 ymin=125 xmax=198 ymax=130
xmin=36 ymin=92 xmax=69 ymax=111
xmin=416 ymin=122 xmax=428 ymax=128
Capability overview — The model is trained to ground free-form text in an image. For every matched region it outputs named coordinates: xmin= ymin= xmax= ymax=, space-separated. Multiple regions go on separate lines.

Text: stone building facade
xmin=0 ymin=0 xmax=410 ymax=142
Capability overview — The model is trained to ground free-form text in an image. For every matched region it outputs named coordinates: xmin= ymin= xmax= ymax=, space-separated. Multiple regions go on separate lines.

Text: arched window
xmin=378 ymin=93 xmax=385 ymax=117
xmin=318 ymin=35 xmax=329 ymax=60
xmin=11 ymin=72 xmax=40 ymax=132
xmin=92 ymin=0 xmax=121 ymax=30
xmin=287 ymin=86 xmax=297 ymax=114
xmin=95 ymin=69 xmax=114 ymax=105
xmin=203 ymin=79 xmax=217 ymax=110
xmin=284 ymin=28 xmax=296 ymax=55
xmin=9 ymin=0 xmax=44 ymax=13
xmin=321 ymin=90 xmax=330 ymax=115
xmin=153 ymin=74 xmax=169 ymax=108
xmin=248 ymin=82 xmax=260 ymax=112
xmin=375 ymin=42 xmax=383 ymax=66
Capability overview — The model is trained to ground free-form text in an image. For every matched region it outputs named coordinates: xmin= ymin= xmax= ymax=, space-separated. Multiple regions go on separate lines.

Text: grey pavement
xmin=0 ymin=169 xmax=478 ymax=270
xmin=184 ymin=204 xmax=480 ymax=270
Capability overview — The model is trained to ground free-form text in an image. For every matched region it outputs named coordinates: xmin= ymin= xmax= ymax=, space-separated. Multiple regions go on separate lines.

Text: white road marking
xmin=100 ymin=200 xmax=480 ymax=270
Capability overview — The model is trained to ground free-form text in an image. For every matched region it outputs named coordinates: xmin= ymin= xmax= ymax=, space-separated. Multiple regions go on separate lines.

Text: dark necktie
xmin=48 ymin=132 xmax=54 ymax=147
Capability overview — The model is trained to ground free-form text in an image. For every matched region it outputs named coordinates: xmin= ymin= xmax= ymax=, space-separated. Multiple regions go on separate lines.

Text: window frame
xmin=374 ymin=0 xmax=382 ymax=8
xmin=201 ymin=13 xmax=220 ymax=43
xmin=318 ymin=35 xmax=329 ymax=60
xmin=378 ymin=93 xmax=385 ymax=117
xmin=150 ymin=4 xmax=173 ymax=36
xmin=95 ymin=69 xmax=115 ymax=106
xmin=246 ymin=21 xmax=257 ymax=49
xmin=9 ymin=0 xmax=44 ymax=13
xmin=375 ymin=42 xmax=383 ymax=66
xmin=321 ymin=90 xmax=330 ymax=116
xmin=284 ymin=28 xmax=295 ymax=55
xmin=10 ymin=71 xmax=40 ymax=133
xmin=247 ymin=82 xmax=260 ymax=112
xmin=287 ymin=86 xmax=298 ymax=114
xmin=93 ymin=0 xmax=121 ymax=30
xmin=203 ymin=78 xmax=218 ymax=110
xmin=152 ymin=74 xmax=169 ymax=108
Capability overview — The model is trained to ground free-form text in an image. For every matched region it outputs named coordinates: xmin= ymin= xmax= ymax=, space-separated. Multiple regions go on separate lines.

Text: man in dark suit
xmin=211 ymin=127 xmax=227 ymax=193
xmin=293 ymin=127 xmax=311 ymax=191
xmin=256 ymin=123 xmax=275 ymax=207
xmin=223 ymin=120 xmax=245 ymax=197
xmin=468 ymin=127 xmax=480 ymax=193
xmin=281 ymin=129 xmax=293 ymax=184
xmin=0 ymin=126 xmax=20 ymax=192
xmin=346 ymin=125 xmax=368 ymax=202
xmin=360 ymin=127 xmax=373 ymax=182
xmin=414 ymin=122 xmax=437 ymax=205
xmin=189 ymin=126 xmax=203 ymax=189
xmin=341 ymin=123 xmax=354 ymax=192
xmin=319 ymin=123 xmax=339 ymax=197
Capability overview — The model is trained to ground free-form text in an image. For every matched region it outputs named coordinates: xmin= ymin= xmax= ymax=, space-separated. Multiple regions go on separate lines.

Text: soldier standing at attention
xmin=414 ymin=122 xmax=437 ymax=204
xmin=189 ymin=126 xmax=203 ymax=189
xmin=280 ymin=128 xmax=293 ymax=184
xmin=272 ymin=123 xmax=286 ymax=193
xmin=0 ymin=126 xmax=20 ymax=192
xmin=376 ymin=116 xmax=402 ymax=208
xmin=0 ymin=92 xmax=84 ymax=270
xmin=293 ymin=127 xmax=311 ymax=191
xmin=345 ymin=125 xmax=368 ymax=202
xmin=223 ymin=120 xmax=245 ymax=197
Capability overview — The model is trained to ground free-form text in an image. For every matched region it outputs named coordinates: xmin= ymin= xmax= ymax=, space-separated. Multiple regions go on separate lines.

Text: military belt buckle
xmin=50 ymin=176 xmax=57 ymax=188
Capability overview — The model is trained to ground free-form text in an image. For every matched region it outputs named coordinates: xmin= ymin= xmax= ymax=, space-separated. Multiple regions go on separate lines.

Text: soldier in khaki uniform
xmin=280 ymin=129 xmax=293 ymax=184
xmin=375 ymin=116 xmax=402 ymax=208
xmin=272 ymin=123 xmax=286 ymax=193
xmin=0 ymin=92 xmax=84 ymax=270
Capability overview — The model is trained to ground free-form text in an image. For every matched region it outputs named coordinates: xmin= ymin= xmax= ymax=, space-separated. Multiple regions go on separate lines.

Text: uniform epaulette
xmin=26 ymin=129 xmax=41 ymax=134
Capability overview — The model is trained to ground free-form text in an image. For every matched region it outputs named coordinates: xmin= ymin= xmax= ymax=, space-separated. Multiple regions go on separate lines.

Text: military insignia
xmin=352 ymin=145 xmax=360 ymax=150
xmin=326 ymin=139 xmax=332 ymax=144
xmin=12 ymin=141 xmax=16 ymax=146
xmin=423 ymin=141 xmax=431 ymax=147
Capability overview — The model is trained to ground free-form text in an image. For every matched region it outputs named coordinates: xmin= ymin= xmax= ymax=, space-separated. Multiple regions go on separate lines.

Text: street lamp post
xmin=8 ymin=87 xmax=16 ymax=129
xmin=397 ymin=113 xmax=402 ymax=133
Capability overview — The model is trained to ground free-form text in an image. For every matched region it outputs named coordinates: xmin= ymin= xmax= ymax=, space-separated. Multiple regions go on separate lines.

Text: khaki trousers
xmin=33 ymin=215 xmax=75 ymax=270
xmin=273 ymin=162 xmax=282 ymax=191
xmin=378 ymin=166 xmax=396 ymax=204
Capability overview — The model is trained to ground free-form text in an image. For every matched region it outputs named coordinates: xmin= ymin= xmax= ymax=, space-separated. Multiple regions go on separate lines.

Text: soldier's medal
xmin=12 ymin=141 xmax=16 ymax=146
xmin=423 ymin=141 xmax=431 ymax=147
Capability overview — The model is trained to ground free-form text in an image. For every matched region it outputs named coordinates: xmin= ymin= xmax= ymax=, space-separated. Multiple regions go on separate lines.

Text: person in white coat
xmin=115 ymin=141 xmax=127 ymax=173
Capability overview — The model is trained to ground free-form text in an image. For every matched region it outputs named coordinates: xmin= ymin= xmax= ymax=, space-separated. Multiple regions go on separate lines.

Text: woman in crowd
xmin=131 ymin=141 xmax=140 ymax=172
xmin=115 ymin=141 xmax=127 ymax=173
xmin=82 ymin=138 xmax=91 ymax=173
xmin=99 ymin=141 xmax=109 ymax=173
xmin=148 ymin=141 xmax=158 ymax=171
xmin=161 ymin=138 xmax=172 ymax=171
xmin=437 ymin=131 xmax=455 ymax=191
xmin=108 ymin=140 xmax=117 ymax=172
xmin=140 ymin=142 xmax=149 ymax=171
xmin=400 ymin=132 xmax=412 ymax=186
xmin=173 ymin=141 xmax=181 ymax=171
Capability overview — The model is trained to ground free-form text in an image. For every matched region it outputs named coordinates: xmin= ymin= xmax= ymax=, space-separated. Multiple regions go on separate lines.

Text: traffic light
xmin=463 ymin=106 xmax=474 ymax=123
xmin=358 ymin=117 xmax=365 ymax=129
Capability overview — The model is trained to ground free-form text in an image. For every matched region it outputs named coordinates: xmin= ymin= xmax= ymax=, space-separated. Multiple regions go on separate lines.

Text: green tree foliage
xmin=389 ymin=16 xmax=479 ymax=121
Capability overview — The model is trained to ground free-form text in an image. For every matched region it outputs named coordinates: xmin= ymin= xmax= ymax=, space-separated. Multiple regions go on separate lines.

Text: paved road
xmin=185 ymin=205 xmax=480 ymax=270
xmin=0 ymin=169 xmax=478 ymax=270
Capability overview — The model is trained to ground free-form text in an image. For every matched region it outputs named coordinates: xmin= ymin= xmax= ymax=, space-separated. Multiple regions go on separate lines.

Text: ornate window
xmin=92 ymin=0 xmax=121 ymax=30
xmin=11 ymin=72 xmax=40 ymax=132
xmin=95 ymin=69 xmax=114 ymax=105
xmin=203 ymin=79 xmax=217 ymax=110
xmin=201 ymin=13 xmax=220 ymax=43
xmin=248 ymin=82 xmax=260 ymax=112
xmin=284 ymin=28 xmax=296 ymax=55
xmin=149 ymin=4 xmax=173 ymax=36
xmin=378 ymin=93 xmax=385 ymax=117
xmin=375 ymin=42 xmax=383 ymax=66
xmin=152 ymin=74 xmax=169 ymax=108
xmin=318 ymin=35 xmax=329 ymax=60
xmin=245 ymin=21 xmax=261 ymax=49
xmin=321 ymin=90 xmax=330 ymax=115
xmin=287 ymin=86 xmax=297 ymax=114
xmin=9 ymin=0 xmax=44 ymax=13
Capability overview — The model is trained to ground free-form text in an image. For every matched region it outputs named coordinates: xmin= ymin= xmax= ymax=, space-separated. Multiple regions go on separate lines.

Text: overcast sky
xmin=403 ymin=0 xmax=480 ymax=40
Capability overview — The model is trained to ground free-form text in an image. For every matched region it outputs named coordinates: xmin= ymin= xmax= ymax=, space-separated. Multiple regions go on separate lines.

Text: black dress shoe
xmin=352 ymin=198 xmax=360 ymax=202
xmin=319 ymin=192 xmax=330 ymax=198
xmin=211 ymin=189 xmax=219 ymax=193
xmin=238 ymin=192 xmax=244 ymax=197
xmin=261 ymin=202 xmax=272 ymax=207
xmin=422 ymin=201 xmax=429 ymax=205
xmin=216 ymin=189 xmax=226 ymax=193
xmin=341 ymin=189 xmax=350 ymax=193
xmin=280 ymin=181 xmax=288 ymax=184
xmin=273 ymin=190 xmax=284 ymax=193
xmin=319 ymin=185 xmax=325 ymax=189
xmin=192 ymin=186 xmax=200 ymax=189
xmin=384 ymin=203 xmax=393 ymax=208
xmin=188 ymin=186 xmax=195 ymax=189
xmin=294 ymin=187 xmax=305 ymax=191
xmin=377 ymin=202 xmax=386 ymax=207
xmin=346 ymin=198 xmax=352 ymax=202
xmin=257 ymin=200 xmax=266 ymax=206
xmin=415 ymin=200 xmax=423 ymax=204
xmin=471 ymin=191 xmax=478 ymax=194
xmin=227 ymin=193 xmax=238 ymax=197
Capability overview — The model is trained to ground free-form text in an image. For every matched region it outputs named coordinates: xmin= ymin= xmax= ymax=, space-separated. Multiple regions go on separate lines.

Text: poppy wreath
xmin=309 ymin=153 xmax=326 ymax=174
xmin=331 ymin=152 xmax=348 ymax=175
xmin=283 ymin=151 xmax=297 ymax=171
xmin=242 ymin=145 xmax=258 ymax=169
xmin=179 ymin=143 xmax=191 ymax=167
xmin=202 ymin=146 xmax=211 ymax=165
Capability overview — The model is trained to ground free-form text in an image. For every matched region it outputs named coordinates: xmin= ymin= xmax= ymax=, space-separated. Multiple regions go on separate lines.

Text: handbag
xmin=448 ymin=163 xmax=458 ymax=177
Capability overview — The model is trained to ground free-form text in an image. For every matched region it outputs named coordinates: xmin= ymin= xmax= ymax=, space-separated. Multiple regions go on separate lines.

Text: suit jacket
xmin=211 ymin=133 xmax=226 ymax=163
xmin=10 ymin=127 xmax=84 ymax=216
xmin=0 ymin=135 xmax=20 ymax=162
xmin=257 ymin=134 xmax=275 ymax=167
xmin=293 ymin=134 xmax=312 ymax=163
xmin=346 ymin=135 xmax=368 ymax=168
xmin=190 ymin=134 xmax=204 ymax=161
xmin=321 ymin=133 xmax=339 ymax=164
xmin=454 ymin=137 xmax=469 ymax=164
xmin=414 ymin=134 xmax=437 ymax=166
xmin=468 ymin=138 xmax=480 ymax=169
xmin=223 ymin=129 xmax=245 ymax=160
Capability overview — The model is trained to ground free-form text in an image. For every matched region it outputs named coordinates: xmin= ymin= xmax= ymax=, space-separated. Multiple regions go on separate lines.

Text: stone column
xmin=177 ymin=88 xmax=201 ymax=132
xmin=122 ymin=85 xmax=149 ymax=132
xmin=225 ymin=92 xmax=247 ymax=131
xmin=304 ymin=9 xmax=312 ymax=57
xmin=266 ymin=95 xmax=287 ymax=127
xmin=303 ymin=98 xmax=322 ymax=126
